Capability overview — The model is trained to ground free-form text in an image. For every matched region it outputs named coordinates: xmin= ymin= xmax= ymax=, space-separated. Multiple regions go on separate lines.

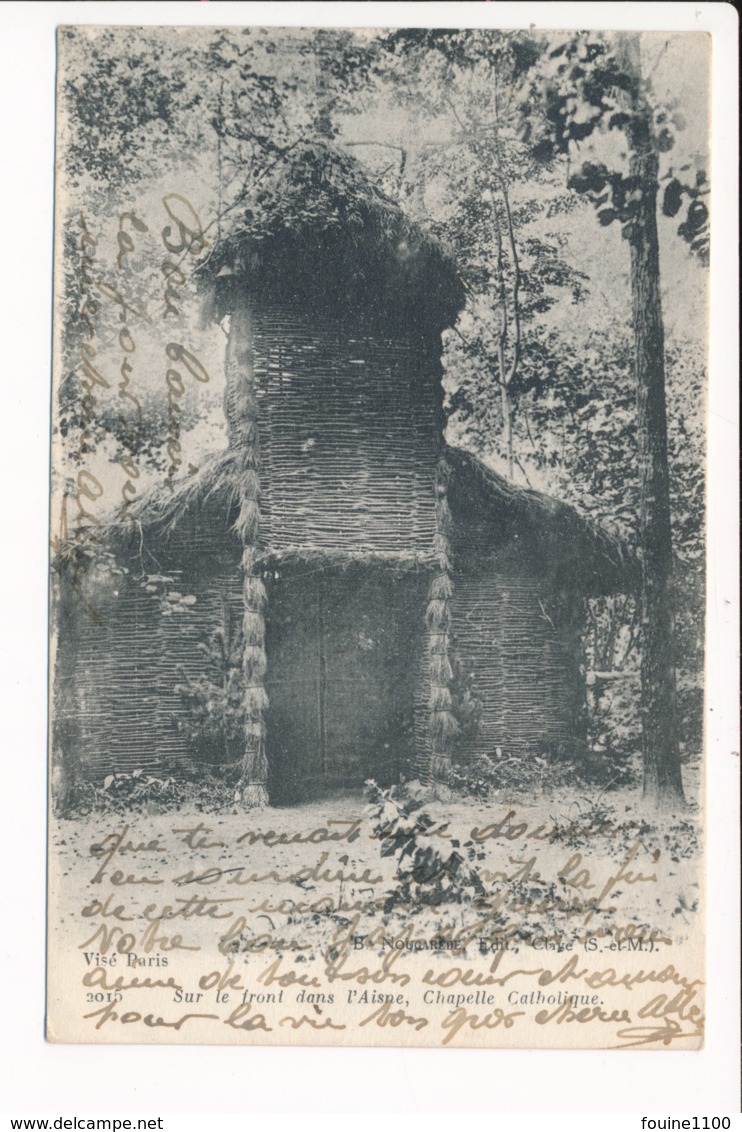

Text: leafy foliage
xmin=68 ymin=769 xmax=180 ymax=815
xmin=447 ymin=740 xmax=636 ymax=800
xmin=174 ymin=602 xmax=246 ymax=771
xmin=67 ymin=768 xmax=239 ymax=816
xmin=364 ymin=780 xmax=485 ymax=911
xmin=518 ymin=32 xmax=709 ymax=263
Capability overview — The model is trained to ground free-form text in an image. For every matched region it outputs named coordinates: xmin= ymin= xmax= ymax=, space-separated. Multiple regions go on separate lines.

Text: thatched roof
xmin=203 ymin=142 xmax=465 ymax=335
xmin=109 ymin=443 xmax=636 ymax=596
xmin=444 ymin=446 xmax=638 ymax=596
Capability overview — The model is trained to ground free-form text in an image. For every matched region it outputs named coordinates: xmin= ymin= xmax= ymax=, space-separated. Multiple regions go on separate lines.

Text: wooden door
xmin=265 ymin=566 xmax=424 ymax=803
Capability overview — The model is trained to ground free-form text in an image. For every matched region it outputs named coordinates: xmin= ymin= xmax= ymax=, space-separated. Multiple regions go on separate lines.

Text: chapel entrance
xmin=264 ymin=564 xmax=427 ymax=804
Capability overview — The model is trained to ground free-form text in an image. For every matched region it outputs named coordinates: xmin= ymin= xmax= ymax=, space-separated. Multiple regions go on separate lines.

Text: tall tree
xmin=521 ymin=31 xmax=709 ymax=807
xmin=618 ymin=34 xmax=683 ymax=807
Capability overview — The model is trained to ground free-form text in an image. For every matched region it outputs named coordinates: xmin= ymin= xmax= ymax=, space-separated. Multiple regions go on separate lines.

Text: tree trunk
xmin=622 ymin=35 xmax=685 ymax=808
xmin=497 ymin=337 xmax=514 ymax=479
xmin=51 ymin=574 xmax=85 ymax=816
xmin=488 ymin=181 xmax=517 ymax=480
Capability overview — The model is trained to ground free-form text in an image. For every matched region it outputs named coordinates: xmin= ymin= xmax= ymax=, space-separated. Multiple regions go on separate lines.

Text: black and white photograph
xmin=41 ymin=12 xmax=725 ymax=1061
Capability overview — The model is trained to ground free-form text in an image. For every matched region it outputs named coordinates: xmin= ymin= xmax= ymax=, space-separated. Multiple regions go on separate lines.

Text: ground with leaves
xmin=51 ymin=763 xmax=701 ymax=969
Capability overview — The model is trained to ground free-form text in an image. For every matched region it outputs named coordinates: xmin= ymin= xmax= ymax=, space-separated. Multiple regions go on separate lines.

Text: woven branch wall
xmin=248 ymin=304 xmax=441 ymax=561
xmin=453 ymin=572 xmax=580 ymax=758
xmin=55 ymin=557 xmax=244 ymax=781
xmin=57 ymin=293 xmax=590 ymax=789
xmin=414 ymin=565 xmax=583 ymax=773
xmin=58 ymin=553 xmax=583 ymax=784
xmin=58 ymin=558 xmax=431 ymax=789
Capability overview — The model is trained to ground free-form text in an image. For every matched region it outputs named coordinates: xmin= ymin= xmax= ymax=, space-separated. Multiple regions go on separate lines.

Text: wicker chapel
xmin=54 ymin=145 xmax=631 ymax=806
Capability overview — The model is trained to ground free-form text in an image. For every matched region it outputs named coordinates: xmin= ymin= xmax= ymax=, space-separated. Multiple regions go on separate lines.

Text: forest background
xmin=54 ymin=26 xmax=710 ymax=804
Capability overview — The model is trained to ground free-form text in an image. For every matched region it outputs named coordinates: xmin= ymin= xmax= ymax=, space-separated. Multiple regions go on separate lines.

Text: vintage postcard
xmin=48 ymin=23 xmax=710 ymax=1048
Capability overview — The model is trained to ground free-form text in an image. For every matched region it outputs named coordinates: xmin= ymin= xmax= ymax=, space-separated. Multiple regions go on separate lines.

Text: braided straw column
xmin=225 ymin=306 xmax=269 ymax=807
xmin=427 ymin=456 xmax=459 ymax=795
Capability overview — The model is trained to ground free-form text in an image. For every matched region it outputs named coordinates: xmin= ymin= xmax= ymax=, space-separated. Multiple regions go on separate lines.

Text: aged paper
xmin=48 ymin=24 xmax=710 ymax=1048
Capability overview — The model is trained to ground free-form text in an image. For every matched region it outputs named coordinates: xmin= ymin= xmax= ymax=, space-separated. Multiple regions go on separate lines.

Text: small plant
xmin=68 ymin=769 xmax=180 ymax=815
xmin=364 ymin=779 xmax=485 ymax=912
xmin=544 ymin=738 xmax=636 ymax=789
xmin=66 ymin=767 xmax=241 ymax=816
xmin=174 ymin=599 xmax=246 ymax=772
xmin=446 ymin=738 xmax=636 ymax=800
